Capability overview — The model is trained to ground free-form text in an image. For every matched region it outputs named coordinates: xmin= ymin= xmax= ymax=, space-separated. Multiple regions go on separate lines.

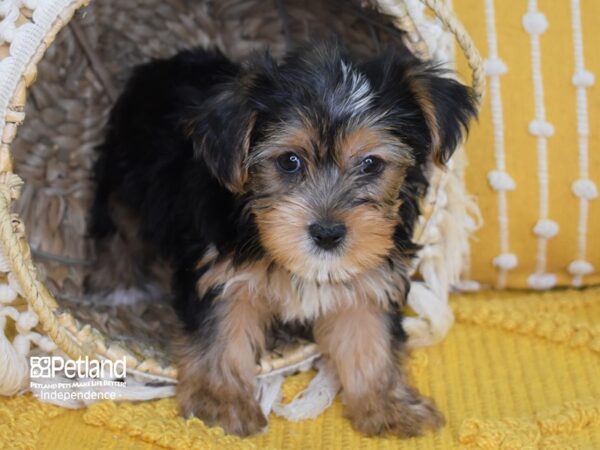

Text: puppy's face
xmin=191 ymin=44 xmax=476 ymax=282
xmin=248 ymin=118 xmax=412 ymax=282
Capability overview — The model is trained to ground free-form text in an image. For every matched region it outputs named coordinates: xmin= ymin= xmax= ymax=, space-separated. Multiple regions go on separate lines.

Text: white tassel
xmin=271 ymin=359 xmax=340 ymax=421
xmin=0 ymin=249 xmax=11 ymax=273
xmin=0 ymin=311 xmax=30 ymax=395
xmin=0 ymin=337 xmax=29 ymax=395
xmin=256 ymin=374 xmax=285 ymax=417
xmin=404 ymin=282 xmax=454 ymax=348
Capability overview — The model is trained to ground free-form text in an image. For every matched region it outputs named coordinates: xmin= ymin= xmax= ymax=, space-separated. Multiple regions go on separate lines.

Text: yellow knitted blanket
xmin=1 ymin=288 xmax=599 ymax=449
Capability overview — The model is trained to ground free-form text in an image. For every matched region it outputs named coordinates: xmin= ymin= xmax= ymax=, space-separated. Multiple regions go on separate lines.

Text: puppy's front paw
xmin=177 ymin=382 xmax=267 ymax=436
xmin=347 ymin=387 xmax=444 ymax=437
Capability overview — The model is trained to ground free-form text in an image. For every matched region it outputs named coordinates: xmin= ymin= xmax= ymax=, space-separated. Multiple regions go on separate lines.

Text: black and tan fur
xmin=87 ymin=41 xmax=476 ymax=437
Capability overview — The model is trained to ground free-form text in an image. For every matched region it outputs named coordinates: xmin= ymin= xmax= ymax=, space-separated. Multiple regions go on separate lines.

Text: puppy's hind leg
xmin=86 ymin=199 xmax=168 ymax=305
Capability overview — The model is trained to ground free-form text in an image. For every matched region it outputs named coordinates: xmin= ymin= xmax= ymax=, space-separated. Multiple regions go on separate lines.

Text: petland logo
xmin=30 ymin=356 xmax=127 ymax=402
xmin=30 ymin=356 xmax=127 ymax=380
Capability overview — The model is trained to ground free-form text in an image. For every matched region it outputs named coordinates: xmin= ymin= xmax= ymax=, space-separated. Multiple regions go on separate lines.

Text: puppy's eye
xmin=360 ymin=156 xmax=384 ymax=175
xmin=276 ymin=152 xmax=303 ymax=174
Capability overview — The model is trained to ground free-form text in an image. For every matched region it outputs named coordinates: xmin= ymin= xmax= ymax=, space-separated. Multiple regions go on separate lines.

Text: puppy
xmin=87 ymin=42 xmax=476 ymax=437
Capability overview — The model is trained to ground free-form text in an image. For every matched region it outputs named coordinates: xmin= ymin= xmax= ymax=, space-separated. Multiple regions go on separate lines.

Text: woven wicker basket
xmin=0 ymin=0 xmax=483 ymax=415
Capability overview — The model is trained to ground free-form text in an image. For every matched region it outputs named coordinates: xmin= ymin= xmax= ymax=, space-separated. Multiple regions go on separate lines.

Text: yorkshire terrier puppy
xmin=87 ymin=41 xmax=476 ymax=437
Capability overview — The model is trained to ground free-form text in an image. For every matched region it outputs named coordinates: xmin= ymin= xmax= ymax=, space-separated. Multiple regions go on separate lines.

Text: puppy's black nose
xmin=309 ymin=222 xmax=347 ymax=250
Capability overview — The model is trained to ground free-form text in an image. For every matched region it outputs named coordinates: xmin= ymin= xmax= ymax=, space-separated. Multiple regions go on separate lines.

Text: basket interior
xmin=12 ymin=0 xmax=407 ymax=373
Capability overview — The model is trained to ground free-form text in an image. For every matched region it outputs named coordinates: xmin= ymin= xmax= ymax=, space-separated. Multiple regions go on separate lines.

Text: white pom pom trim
xmin=522 ymin=11 xmax=548 ymax=35
xmin=572 ymin=70 xmax=595 ymax=88
xmin=572 ymin=179 xmax=598 ymax=199
xmin=527 ymin=273 xmax=556 ymax=290
xmin=493 ymin=253 xmax=518 ymax=270
xmin=568 ymin=260 xmax=594 ymax=276
xmin=0 ymin=21 xmax=16 ymax=43
xmin=487 ymin=170 xmax=516 ymax=191
xmin=533 ymin=219 xmax=559 ymax=238
xmin=0 ymin=283 xmax=17 ymax=303
xmin=0 ymin=3 xmax=13 ymax=17
xmin=455 ymin=280 xmax=481 ymax=292
xmin=22 ymin=0 xmax=40 ymax=10
xmin=484 ymin=57 xmax=508 ymax=76
xmin=16 ymin=311 xmax=38 ymax=332
xmin=37 ymin=337 xmax=58 ymax=353
xmin=528 ymin=119 xmax=555 ymax=137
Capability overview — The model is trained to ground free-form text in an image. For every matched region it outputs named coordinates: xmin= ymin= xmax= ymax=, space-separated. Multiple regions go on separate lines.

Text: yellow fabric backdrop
xmin=454 ymin=0 xmax=600 ymax=289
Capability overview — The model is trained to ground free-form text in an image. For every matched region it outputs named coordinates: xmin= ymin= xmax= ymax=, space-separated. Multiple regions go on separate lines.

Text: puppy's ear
xmin=186 ymin=78 xmax=257 ymax=194
xmin=367 ymin=49 xmax=477 ymax=165
xmin=403 ymin=63 xmax=477 ymax=165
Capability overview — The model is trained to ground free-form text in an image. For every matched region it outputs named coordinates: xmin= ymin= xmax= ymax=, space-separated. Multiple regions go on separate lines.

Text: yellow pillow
xmin=453 ymin=0 xmax=600 ymax=289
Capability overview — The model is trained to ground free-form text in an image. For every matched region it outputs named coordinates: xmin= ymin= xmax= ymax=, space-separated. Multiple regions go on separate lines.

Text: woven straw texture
xmin=1 ymin=287 xmax=599 ymax=449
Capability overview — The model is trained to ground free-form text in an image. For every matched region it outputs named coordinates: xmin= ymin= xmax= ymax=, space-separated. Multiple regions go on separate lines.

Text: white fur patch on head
xmin=332 ymin=60 xmax=373 ymax=116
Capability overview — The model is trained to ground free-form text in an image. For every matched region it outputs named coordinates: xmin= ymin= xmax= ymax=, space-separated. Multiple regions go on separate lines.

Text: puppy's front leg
xmin=176 ymin=282 xmax=268 ymax=436
xmin=315 ymin=303 xmax=444 ymax=437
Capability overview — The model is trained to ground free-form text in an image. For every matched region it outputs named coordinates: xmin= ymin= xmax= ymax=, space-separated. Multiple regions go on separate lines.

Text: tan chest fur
xmin=197 ymin=247 xmax=409 ymax=322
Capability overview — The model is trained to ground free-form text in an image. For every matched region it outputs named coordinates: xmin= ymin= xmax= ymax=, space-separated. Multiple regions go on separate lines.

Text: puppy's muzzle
xmin=308 ymin=221 xmax=347 ymax=251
